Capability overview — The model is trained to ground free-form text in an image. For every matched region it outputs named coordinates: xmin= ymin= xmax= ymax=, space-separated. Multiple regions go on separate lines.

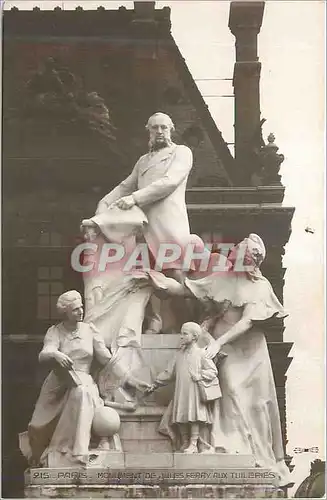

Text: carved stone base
xmin=25 ymin=453 xmax=283 ymax=497
xmin=25 ymin=484 xmax=284 ymax=498
xmin=119 ymin=405 xmax=172 ymax=453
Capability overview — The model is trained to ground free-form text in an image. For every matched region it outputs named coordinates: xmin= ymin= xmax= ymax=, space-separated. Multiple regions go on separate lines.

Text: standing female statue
xmin=146 ymin=234 xmax=292 ymax=487
xmin=80 ymin=209 xmax=154 ymax=408
xmin=19 ymin=291 xmax=112 ymax=467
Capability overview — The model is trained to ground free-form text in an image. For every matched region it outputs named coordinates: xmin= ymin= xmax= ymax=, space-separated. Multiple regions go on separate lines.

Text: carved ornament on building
xmin=20 ymin=57 xmax=116 ymax=141
xmin=251 ymin=127 xmax=285 ymax=187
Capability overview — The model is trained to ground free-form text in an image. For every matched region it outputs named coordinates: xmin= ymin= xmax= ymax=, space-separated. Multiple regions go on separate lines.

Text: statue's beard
xmin=148 ymin=137 xmax=173 ymax=152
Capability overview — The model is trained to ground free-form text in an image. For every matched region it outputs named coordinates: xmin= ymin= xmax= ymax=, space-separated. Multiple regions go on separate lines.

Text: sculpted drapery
xmin=27 ymin=323 xmax=110 ymax=466
xmin=146 ymin=234 xmax=291 ymax=486
xmin=185 ymin=271 xmax=289 ymax=479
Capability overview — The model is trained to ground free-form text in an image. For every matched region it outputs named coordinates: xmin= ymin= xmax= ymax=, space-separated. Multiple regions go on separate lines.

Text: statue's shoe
xmin=183 ymin=444 xmax=198 ymax=454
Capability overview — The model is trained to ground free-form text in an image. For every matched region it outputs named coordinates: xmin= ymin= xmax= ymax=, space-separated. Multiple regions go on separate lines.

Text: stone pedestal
xmin=23 ymin=333 xmax=286 ymax=497
xmin=25 ymin=453 xmax=284 ymax=498
xmin=120 ymin=406 xmax=172 ymax=453
xmin=25 ymin=483 xmax=284 ymax=498
xmin=118 ymin=334 xmax=180 ymax=454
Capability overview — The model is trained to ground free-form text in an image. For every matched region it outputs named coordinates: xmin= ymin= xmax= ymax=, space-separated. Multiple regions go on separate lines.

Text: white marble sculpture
xmin=146 ymin=234 xmax=292 ymax=487
xmin=94 ymin=112 xmax=193 ymax=273
xmin=19 ymin=291 xmax=115 ymax=467
xmin=80 ymin=221 xmax=154 ymax=410
xmin=145 ymin=322 xmax=221 ymax=454
xmin=82 ymin=112 xmax=194 ymax=334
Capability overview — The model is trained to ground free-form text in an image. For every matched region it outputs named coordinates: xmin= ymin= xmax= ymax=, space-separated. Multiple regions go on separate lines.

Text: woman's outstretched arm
xmin=205 ymin=305 xmax=253 ymax=359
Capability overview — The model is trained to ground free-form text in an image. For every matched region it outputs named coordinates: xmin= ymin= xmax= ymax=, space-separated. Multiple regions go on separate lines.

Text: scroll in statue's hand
xmin=54 ymin=352 xmax=74 ymax=369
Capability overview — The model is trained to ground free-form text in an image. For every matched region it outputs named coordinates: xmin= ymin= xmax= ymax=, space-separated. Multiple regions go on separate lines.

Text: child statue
xmin=145 ymin=322 xmax=221 ymax=454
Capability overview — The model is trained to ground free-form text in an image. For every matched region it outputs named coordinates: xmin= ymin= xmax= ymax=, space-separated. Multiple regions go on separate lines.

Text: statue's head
xmin=229 ymin=233 xmax=266 ymax=274
xmin=56 ymin=290 xmax=83 ymax=322
xmin=242 ymin=233 xmax=266 ymax=268
xmin=180 ymin=321 xmax=202 ymax=348
xmin=146 ymin=112 xmax=174 ymax=151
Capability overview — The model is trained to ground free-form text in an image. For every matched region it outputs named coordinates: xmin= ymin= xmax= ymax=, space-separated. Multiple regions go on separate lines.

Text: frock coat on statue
xmin=95 ymin=144 xmax=193 ymax=269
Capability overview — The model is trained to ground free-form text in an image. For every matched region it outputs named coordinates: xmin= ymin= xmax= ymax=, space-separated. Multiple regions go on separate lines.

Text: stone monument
xmin=22 ymin=113 xmax=292 ymax=498
xmin=2 ymin=2 xmax=296 ymax=498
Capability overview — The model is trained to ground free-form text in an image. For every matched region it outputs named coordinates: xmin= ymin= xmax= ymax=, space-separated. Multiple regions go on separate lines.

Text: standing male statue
xmin=96 ymin=112 xmax=193 ymax=270
xmin=90 ymin=112 xmax=194 ymax=333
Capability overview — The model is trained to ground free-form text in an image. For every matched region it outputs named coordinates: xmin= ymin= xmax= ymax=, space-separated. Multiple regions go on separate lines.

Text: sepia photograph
xmin=1 ymin=0 xmax=325 ymax=498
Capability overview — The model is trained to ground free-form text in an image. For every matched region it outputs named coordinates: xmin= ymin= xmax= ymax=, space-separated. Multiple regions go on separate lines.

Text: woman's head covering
xmin=226 ymin=233 xmax=266 ymax=274
xmin=57 ymin=290 xmax=82 ymax=316
xmin=245 ymin=233 xmax=266 ymax=266
xmin=237 ymin=233 xmax=266 ymax=280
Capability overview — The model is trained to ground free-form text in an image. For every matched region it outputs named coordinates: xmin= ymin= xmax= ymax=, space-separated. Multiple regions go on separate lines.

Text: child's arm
xmin=145 ymin=358 xmax=176 ymax=393
xmin=200 ymin=356 xmax=218 ymax=382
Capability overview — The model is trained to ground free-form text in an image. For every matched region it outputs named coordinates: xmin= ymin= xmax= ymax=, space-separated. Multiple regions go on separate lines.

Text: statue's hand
xmin=137 ymin=381 xmax=153 ymax=391
xmin=116 ymin=195 xmax=136 ymax=210
xmin=205 ymin=341 xmax=222 ymax=360
xmin=144 ymin=384 xmax=156 ymax=395
xmin=148 ymin=271 xmax=184 ymax=297
xmin=54 ymin=352 xmax=74 ymax=369
xmin=131 ymin=271 xmax=149 ymax=282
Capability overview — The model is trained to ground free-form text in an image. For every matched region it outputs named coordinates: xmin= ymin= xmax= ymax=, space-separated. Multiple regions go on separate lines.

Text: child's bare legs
xmin=183 ymin=423 xmax=200 ymax=454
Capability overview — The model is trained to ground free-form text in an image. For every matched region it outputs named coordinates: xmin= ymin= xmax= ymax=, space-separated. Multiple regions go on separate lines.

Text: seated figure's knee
xmin=70 ymin=385 xmax=88 ymax=402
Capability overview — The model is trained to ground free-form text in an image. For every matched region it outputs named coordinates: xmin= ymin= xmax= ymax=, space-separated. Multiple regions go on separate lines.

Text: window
xmin=37 ymin=266 xmax=64 ymax=320
xmin=39 ymin=230 xmax=62 ymax=247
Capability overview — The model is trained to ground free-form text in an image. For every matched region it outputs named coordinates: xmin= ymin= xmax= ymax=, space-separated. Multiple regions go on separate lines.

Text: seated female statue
xmin=19 ymin=290 xmax=112 ymax=467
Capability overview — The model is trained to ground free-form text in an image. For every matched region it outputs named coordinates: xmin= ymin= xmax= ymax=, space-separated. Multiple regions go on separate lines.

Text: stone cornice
xmin=186 ymin=186 xmax=285 ymax=204
xmin=3 ymin=6 xmax=171 ymax=38
xmin=187 ymin=204 xmax=295 ymax=218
